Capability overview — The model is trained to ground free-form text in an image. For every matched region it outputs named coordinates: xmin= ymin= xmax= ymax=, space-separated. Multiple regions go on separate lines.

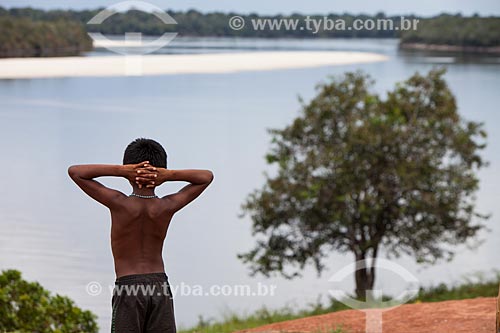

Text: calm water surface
xmin=0 ymin=38 xmax=499 ymax=331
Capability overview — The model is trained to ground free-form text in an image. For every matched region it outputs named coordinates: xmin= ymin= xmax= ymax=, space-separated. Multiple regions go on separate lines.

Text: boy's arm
xmin=68 ymin=162 xmax=155 ymax=208
xmin=157 ymin=169 xmax=214 ymax=213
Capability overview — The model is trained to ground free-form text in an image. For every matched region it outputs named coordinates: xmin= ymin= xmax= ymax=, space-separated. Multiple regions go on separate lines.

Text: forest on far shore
xmin=1 ymin=6 xmax=499 ymax=57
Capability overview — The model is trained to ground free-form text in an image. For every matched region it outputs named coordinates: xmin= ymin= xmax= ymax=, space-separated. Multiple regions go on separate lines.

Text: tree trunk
xmin=354 ymin=251 xmax=377 ymax=300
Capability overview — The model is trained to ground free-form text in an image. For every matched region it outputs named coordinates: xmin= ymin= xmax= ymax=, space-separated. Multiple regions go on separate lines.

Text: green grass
xmin=179 ymin=272 xmax=500 ymax=333
xmin=414 ymin=271 xmax=499 ymax=303
xmin=178 ymin=303 xmax=350 ymax=333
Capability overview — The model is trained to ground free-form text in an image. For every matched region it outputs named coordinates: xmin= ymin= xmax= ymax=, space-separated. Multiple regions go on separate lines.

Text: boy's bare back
xmin=69 ymin=163 xmax=213 ymax=277
xmin=110 ymin=197 xmax=175 ymax=278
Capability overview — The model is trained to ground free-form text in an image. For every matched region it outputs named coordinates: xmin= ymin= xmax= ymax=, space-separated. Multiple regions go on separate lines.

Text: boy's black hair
xmin=123 ymin=138 xmax=167 ymax=168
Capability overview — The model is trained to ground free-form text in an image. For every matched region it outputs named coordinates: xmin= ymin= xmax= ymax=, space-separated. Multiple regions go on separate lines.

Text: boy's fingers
xmin=137 ymin=169 xmax=157 ymax=175
xmin=136 ymin=161 xmax=150 ymax=168
xmin=135 ymin=177 xmax=155 ymax=183
xmin=136 ymin=173 xmax=157 ymax=179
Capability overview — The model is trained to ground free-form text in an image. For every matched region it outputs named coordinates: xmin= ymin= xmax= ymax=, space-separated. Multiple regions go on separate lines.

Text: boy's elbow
xmin=206 ymin=170 xmax=214 ymax=183
xmin=67 ymin=165 xmax=79 ymax=179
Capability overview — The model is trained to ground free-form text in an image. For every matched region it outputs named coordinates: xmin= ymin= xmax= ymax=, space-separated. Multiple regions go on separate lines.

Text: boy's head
xmin=123 ymin=138 xmax=167 ymax=168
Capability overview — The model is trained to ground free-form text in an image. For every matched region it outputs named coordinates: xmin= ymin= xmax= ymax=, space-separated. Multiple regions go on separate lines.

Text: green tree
xmin=0 ymin=16 xmax=92 ymax=58
xmin=0 ymin=269 xmax=98 ymax=332
xmin=239 ymin=69 xmax=488 ymax=299
xmin=400 ymin=15 xmax=500 ymax=48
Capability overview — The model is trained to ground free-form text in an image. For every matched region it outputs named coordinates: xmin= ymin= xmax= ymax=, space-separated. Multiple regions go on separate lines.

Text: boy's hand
xmin=122 ymin=161 xmax=158 ymax=188
xmin=138 ymin=167 xmax=171 ymax=188
xmin=155 ymin=168 xmax=172 ymax=187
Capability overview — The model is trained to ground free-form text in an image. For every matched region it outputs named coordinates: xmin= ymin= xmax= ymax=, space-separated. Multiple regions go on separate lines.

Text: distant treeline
xmin=400 ymin=14 xmax=500 ymax=51
xmin=0 ymin=9 xmax=92 ymax=57
xmin=1 ymin=7 xmax=406 ymax=38
xmin=0 ymin=6 xmax=499 ymax=57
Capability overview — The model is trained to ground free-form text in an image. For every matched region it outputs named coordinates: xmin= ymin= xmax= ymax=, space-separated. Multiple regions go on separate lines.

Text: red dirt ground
xmin=236 ymin=297 xmax=496 ymax=333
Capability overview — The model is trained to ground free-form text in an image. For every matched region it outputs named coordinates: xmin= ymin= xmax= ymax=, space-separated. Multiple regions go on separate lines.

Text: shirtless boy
xmin=68 ymin=138 xmax=213 ymax=332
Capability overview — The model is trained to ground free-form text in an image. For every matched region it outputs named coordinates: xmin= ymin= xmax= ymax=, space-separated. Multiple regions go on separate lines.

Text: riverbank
xmin=236 ymin=297 xmax=496 ymax=333
xmin=0 ymin=51 xmax=388 ymax=79
xmin=400 ymin=43 xmax=500 ymax=54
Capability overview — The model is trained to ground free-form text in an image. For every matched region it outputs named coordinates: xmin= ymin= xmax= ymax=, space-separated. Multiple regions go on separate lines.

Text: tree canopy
xmin=0 ymin=16 xmax=92 ymax=57
xmin=0 ymin=269 xmax=98 ymax=332
xmin=239 ymin=69 xmax=488 ymax=298
xmin=400 ymin=15 xmax=500 ymax=48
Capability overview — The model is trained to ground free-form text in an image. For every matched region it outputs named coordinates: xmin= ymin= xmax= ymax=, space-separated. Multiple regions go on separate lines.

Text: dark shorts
xmin=111 ymin=272 xmax=176 ymax=333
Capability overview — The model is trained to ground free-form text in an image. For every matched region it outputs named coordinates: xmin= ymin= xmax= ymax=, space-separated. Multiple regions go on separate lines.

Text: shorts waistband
xmin=115 ymin=272 xmax=168 ymax=285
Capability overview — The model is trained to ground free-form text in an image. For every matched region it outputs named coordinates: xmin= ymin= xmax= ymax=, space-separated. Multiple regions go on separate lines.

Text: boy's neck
xmin=130 ymin=186 xmax=156 ymax=197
